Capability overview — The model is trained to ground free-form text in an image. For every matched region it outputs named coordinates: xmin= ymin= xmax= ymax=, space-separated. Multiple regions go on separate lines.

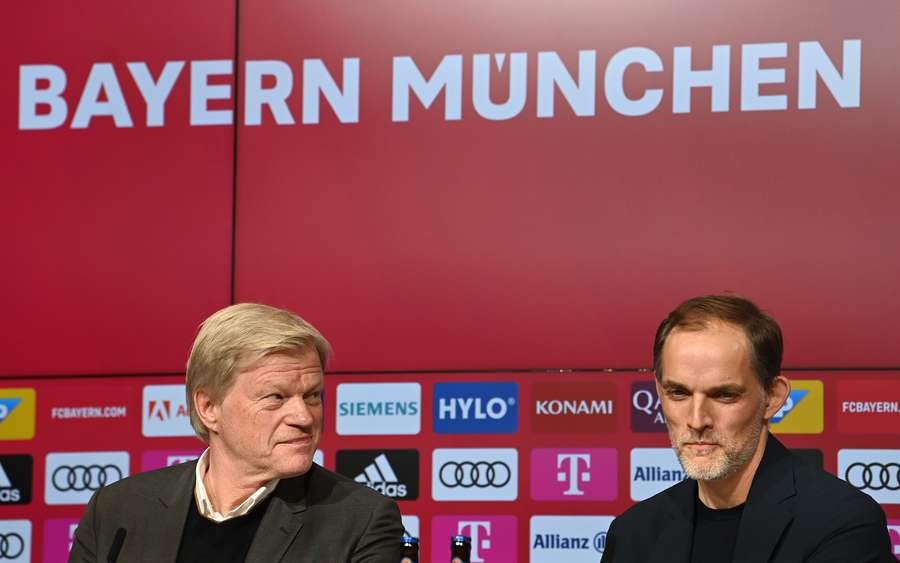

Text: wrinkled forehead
xmin=660 ymin=323 xmax=756 ymax=385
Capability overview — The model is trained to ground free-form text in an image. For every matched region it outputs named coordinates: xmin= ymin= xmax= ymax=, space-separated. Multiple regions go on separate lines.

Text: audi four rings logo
xmin=46 ymin=451 xmax=130 ymax=505
xmin=439 ymin=461 xmax=512 ymax=488
xmin=0 ymin=532 xmax=24 ymax=559
xmin=844 ymin=462 xmax=900 ymax=491
xmin=432 ymin=448 xmax=518 ymax=501
xmin=52 ymin=464 xmax=124 ymax=492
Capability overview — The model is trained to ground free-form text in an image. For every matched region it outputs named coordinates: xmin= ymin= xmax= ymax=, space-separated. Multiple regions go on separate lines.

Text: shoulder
xmin=792 ymin=457 xmax=885 ymax=522
xmin=611 ymin=479 xmax=691 ymax=531
xmin=303 ymin=464 xmax=399 ymax=511
xmin=102 ymin=459 xmax=193 ymax=499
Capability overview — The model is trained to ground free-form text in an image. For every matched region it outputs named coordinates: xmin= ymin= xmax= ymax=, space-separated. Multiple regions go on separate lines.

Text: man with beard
xmin=601 ymin=295 xmax=893 ymax=563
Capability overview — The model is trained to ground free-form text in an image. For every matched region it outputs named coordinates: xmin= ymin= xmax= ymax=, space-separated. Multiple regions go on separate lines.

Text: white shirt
xmin=193 ymin=449 xmax=280 ymax=523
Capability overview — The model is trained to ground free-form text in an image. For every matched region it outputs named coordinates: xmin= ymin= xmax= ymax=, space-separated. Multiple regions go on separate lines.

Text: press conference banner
xmin=4 ymin=0 xmax=900 ymax=375
xmin=1 ymin=371 xmax=899 ymax=562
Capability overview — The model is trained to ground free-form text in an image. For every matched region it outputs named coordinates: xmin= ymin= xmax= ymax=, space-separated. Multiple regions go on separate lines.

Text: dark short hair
xmin=653 ymin=294 xmax=783 ymax=390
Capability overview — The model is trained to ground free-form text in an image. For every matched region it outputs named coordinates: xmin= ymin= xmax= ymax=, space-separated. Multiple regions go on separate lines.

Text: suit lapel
xmin=244 ymin=472 xmax=309 ymax=563
xmin=732 ymin=435 xmax=797 ymax=563
xmin=648 ymin=478 xmax=696 ymax=563
xmin=141 ymin=463 xmax=196 ymax=562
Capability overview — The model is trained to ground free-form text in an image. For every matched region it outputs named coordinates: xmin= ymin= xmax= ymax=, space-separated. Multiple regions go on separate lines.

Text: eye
xmin=304 ymin=391 xmax=323 ymax=405
xmin=666 ymin=388 xmax=689 ymax=400
xmin=266 ymin=393 xmax=284 ymax=401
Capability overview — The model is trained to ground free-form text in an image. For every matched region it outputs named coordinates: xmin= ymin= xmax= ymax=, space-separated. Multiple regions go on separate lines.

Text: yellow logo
xmin=0 ymin=388 xmax=36 ymax=440
xmin=770 ymin=379 xmax=823 ymax=434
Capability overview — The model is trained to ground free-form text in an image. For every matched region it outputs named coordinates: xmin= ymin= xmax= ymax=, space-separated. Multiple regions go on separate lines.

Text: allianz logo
xmin=338 ymin=401 xmax=419 ymax=416
xmin=633 ymin=465 xmax=687 ymax=482
xmin=532 ymin=533 xmax=605 ymax=552
xmin=535 ymin=400 xmax=613 ymax=416
xmin=438 ymin=396 xmax=514 ymax=420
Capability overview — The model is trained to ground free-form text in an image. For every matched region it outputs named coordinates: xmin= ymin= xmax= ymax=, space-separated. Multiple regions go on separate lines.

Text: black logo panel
xmin=0 ymin=455 xmax=32 ymax=505
xmin=335 ymin=449 xmax=419 ymax=500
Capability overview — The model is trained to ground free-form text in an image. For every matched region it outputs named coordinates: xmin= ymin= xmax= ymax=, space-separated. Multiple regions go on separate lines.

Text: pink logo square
xmin=43 ymin=518 xmax=81 ymax=563
xmin=140 ymin=449 xmax=203 ymax=472
xmin=431 ymin=515 xmax=517 ymax=563
xmin=888 ymin=519 xmax=900 ymax=560
xmin=530 ymin=447 xmax=617 ymax=501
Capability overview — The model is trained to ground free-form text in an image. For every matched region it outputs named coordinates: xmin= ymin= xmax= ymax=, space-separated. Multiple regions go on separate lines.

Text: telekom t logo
xmin=531 ymin=448 xmax=617 ymax=501
xmin=556 ymin=453 xmax=591 ymax=495
xmin=431 ymin=516 xmax=517 ymax=562
xmin=458 ymin=521 xmax=491 ymax=562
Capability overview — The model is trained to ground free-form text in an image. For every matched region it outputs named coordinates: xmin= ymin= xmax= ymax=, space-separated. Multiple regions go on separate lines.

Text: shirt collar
xmin=193 ymin=448 xmax=280 ymax=523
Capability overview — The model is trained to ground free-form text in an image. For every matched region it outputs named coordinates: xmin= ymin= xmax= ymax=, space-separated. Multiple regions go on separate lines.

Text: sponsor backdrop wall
xmin=3 ymin=0 xmax=900 ymax=562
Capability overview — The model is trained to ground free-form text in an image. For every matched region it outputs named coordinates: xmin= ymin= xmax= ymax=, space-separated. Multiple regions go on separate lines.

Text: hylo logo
xmin=433 ymin=382 xmax=518 ymax=434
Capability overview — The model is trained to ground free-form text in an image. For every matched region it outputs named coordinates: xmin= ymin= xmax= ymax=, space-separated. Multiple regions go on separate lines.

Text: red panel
xmin=235 ymin=0 xmax=900 ymax=371
xmin=0 ymin=1 xmax=234 ymax=375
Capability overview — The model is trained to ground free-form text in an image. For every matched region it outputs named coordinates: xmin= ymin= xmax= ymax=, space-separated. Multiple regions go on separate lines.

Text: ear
xmin=193 ymin=389 xmax=222 ymax=435
xmin=763 ymin=375 xmax=791 ymax=420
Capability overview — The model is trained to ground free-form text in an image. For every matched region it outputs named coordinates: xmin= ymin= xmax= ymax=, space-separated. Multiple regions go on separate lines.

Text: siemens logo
xmin=338 ymin=402 xmax=419 ymax=416
xmin=434 ymin=382 xmax=518 ymax=434
xmin=336 ymin=383 xmax=421 ymax=435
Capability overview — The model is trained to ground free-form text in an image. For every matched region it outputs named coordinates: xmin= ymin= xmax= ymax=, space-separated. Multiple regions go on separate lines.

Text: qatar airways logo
xmin=18 ymin=40 xmax=860 ymax=131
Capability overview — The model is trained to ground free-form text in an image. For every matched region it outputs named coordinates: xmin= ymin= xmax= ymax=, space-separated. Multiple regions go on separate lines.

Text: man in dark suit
xmin=601 ymin=295 xmax=893 ymax=563
xmin=70 ymin=303 xmax=403 ymax=563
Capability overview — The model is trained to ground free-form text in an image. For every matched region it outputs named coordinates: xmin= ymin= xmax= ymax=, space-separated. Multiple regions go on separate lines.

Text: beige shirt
xmin=193 ymin=449 xmax=280 ymax=523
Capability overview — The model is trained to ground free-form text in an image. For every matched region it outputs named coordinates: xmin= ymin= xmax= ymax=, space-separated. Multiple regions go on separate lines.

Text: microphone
xmin=107 ymin=528 xmax=126 ymax=563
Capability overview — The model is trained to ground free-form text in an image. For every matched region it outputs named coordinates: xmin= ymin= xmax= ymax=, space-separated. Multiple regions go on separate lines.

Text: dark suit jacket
xmin=601 ymin=435 xmax=893 ymax=563
xmin=69 ymin=461 xmax=403 ymax=563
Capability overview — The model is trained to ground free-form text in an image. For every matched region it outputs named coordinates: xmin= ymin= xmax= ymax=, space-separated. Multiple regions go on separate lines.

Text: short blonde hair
xmin=185 ymin=303 xmax=332 ymax=441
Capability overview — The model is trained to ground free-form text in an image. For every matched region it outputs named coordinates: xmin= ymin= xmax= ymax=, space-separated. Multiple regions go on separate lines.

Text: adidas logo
xmin=0 ymin=462 xmax=11 ymax=487
xmin=354 ymin=454 xmax=408 ymax=497
xmin=0 ymin=459 xmax=24 ymax=503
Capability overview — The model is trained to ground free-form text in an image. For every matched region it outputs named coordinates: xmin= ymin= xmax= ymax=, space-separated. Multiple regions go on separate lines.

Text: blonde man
xmin=71 ymin=303 xmax=402 ymax=563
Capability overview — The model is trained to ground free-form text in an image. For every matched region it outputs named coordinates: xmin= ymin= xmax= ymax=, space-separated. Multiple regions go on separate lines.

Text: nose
xmin=687 ymin=394 xmax=712 ymax=435
xmin=285 ymin=396 xmax=315 ymax=427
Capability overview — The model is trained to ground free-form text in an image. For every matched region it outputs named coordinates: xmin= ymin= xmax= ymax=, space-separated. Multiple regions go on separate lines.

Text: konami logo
xmin=531 ymin=381 xmax=616 ymax=433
